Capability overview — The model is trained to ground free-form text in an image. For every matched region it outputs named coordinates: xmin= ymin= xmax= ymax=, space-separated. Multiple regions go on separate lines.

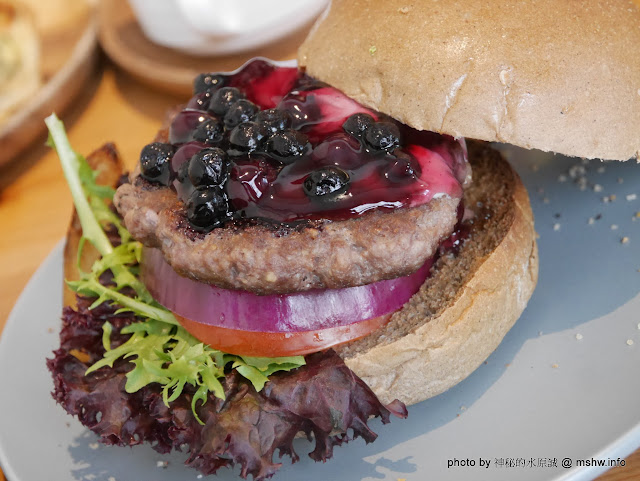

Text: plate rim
xmin=0 ymin=240 xmax=64 ymax=481
xmin=1 ymin=240 xmax=639 ymax=481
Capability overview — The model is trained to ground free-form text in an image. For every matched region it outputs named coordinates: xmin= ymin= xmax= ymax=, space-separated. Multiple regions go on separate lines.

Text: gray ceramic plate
xmin=1 ymin=146 xmax=639 ymax=481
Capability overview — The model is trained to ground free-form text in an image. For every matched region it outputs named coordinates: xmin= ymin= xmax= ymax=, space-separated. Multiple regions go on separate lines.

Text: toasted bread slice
xmin=63 ymin=143 xmax=125 ymax=307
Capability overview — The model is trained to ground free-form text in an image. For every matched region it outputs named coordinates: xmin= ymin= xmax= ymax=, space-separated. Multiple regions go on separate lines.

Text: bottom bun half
xmin=338 ymin=141 xmax=538 ymax=406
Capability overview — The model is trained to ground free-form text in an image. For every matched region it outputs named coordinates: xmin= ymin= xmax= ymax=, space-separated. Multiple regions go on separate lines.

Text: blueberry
xmin=140 ymin=142 xmax=175 ymax=185
xmin=224 ymin=99 xmax=259 ymax=129
xmin=303 ymin=167 xmax=350 ymax=199
xmin=255 ymin=108 xmax=291 ymax=134
xmin=169 ymin=110 xmax=213 ymax=144
xmin=192 ymin=118 xmax=223 ymax=145
xmin=343 ymin=113 xmax=375 ymax=138
xmin=175 ymin=161 xmax=195 ymax=203
xmin=209 ymin=87 xmax=244 ymax=116
xmin=229 ymin=122 xmax=266 ymax=154
xmin=365 ymin=121 xmax=401 ymax=153
xmin=188 ymin=148 xmax=227 ymax=186
xmin=187 ymin=91 xmax=212 ymax=110
xmin=265 ymin=129 xmax=310 ymax=164
xmin=177 ymin=160 xmax=190 ymax=184
xmin=193 ymin=73 xmax=225 ymax=95
xmin=186 ymin=187 xmax=229 ymax=231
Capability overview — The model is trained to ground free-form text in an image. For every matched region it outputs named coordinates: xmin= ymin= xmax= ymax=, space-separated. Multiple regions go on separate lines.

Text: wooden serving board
xmin=98 ymin=0 xmax=313 ymax=97
xmin=0 ymin=0 xmax=99 ymax=167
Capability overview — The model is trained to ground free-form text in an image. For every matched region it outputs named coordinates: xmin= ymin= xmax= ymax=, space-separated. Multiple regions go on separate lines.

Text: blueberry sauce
xmin=139 ymin=59 xmax=470 ymax=231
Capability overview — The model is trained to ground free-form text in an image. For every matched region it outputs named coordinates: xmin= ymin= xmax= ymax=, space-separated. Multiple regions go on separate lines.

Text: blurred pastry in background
xmin=0 ymin=0 xmax=40 ymax=123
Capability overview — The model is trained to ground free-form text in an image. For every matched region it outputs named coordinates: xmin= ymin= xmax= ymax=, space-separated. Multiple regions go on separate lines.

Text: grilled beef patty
xmin=115 ymin=176 xmax=460 ymax=294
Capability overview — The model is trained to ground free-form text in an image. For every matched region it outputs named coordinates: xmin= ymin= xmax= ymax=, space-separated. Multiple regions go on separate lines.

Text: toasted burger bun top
xmin=298 ymin=0 xmax=640 ymax=161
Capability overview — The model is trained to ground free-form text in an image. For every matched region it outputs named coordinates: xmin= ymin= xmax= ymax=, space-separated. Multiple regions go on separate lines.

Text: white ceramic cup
xmin=127 ymin=0 xmax=330 ymax=56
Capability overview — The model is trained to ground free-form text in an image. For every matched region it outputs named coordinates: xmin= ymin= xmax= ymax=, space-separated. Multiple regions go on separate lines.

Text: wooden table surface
xmin=0 ymin=59 xmax=637 ymax=481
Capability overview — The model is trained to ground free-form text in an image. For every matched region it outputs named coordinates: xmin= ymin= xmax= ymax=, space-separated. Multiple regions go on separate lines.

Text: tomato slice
xmin=175 ymin=313 xmax=392 ymax=357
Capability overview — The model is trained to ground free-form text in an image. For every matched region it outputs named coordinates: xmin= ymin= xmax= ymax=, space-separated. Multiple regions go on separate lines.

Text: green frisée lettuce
xmin=45 ymin=113 xmax=305 ymax=423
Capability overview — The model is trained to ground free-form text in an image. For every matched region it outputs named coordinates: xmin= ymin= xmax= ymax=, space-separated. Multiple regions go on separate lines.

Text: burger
xmin=46 ymin=0 xmax=639 ymax=479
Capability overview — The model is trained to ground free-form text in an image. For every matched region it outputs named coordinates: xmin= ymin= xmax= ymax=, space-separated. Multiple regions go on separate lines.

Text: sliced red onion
xmin=141 ymin=247 xmax=433 ymax=333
